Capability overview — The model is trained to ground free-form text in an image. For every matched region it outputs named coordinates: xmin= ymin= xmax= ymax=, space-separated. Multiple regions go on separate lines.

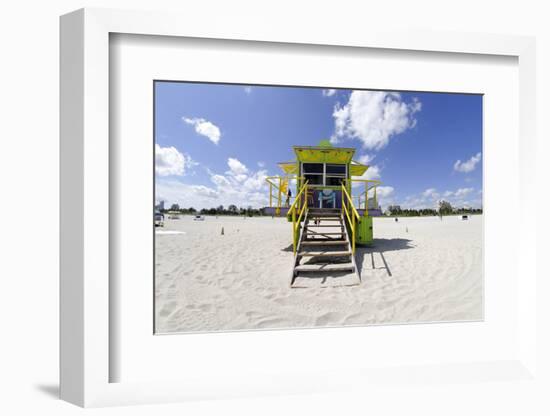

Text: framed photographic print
xmin=152 ymin=81 xmax=483 ymax=334
xmin=60 ymin=8 xmax=538 ymax=408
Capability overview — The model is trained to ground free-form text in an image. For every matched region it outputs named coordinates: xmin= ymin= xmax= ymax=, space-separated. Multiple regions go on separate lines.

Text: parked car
xmin=154 ymin=210 xmax=165 ymax=227
xmin=193 ymin=215 xmax=205 ymax=221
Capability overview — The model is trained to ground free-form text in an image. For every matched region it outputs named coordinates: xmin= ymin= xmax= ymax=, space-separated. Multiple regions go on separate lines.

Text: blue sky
xmin=155 ymin=82 xmax=483 ymax=210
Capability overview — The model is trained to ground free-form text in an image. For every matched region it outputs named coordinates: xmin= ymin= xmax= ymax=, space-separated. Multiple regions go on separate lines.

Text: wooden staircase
xmin=291 ymin=208 xmax=361 ymax=288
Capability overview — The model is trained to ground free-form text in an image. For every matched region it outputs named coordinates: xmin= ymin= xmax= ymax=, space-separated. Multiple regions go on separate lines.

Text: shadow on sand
xmin=280 ymin=244 xmax=294 ymax=253
xmin=355 ymin=238 xmax=415 ymax=277
xmin=280 ymin=238 xmax=415 ymax=281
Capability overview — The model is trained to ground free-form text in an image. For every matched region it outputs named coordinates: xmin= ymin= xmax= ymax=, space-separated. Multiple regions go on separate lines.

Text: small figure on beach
xmin=286 ymin=188 xmax=292 ymax=207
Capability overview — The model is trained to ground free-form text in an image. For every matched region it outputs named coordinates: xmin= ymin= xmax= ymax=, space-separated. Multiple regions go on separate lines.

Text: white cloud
xmin=454 ymin=187 xmax=474 ymax=198
xmin=211 ymin=174 xmax=231 ymax=187
xmin=202 ymin=158 xmax=269 ymax=207
xmin=227 ymin=157 xmax=249 ymax=176
xmin=289 ymin=177 xmax=297 ymax=188
xmin=454 ymin=152 xmax=481 ymax=173
xmin=193 ymin=185 xmax=219 ymax=198
xmin=364 ymin=165 xmax=381 ymax=180
xmin=257 ymin=161 xmax=266 ymax=168
xmin=243 ymin=170 xmax=268 ymax=191
xmin=376 ymin=186 xmax=394 ymax=199
xmin=183 ymin=117 xmax=221 ymax=144
xmin=156 ymin=180 xmax=219 ymax=209
xmin=157 ymin=176 xmax=271 ymax=210
xmin=362 ymin=165 xmax=381 ymax=180
xmin=423 ymin=188 xmax=439 ymax=199
xmin=244 ymin=86 xmax=253 ymax=94
xmin=332 ymin=91 xmax=421 ymax=150
xmin=233 ymin=174 xmax=248 ymax=182
xmin=356 ymin=154 xmax=374 ymax=165
xmin=322 ymin=89 xmax=337 ymax=97
xmin=155 ymin=144 xmax=196 ymax=176
xmin=368 ymin=186 xmax=395 ymax=210
xmin=156 ymin=155 xmax=274 ymax=210
xmin=352 ymin=164 xmax=381 ymax=188
xmin=399 ymin=187 xmax=482 ymax=210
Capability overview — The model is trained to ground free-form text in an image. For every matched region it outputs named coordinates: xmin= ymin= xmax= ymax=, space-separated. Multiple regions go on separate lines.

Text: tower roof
xmin=277 ymin=141 xmax=368 ymax=176
xmin=293 ymin=145 xmax=356 ymax=164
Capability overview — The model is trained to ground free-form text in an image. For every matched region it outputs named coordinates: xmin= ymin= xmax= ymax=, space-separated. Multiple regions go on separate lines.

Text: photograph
xmin=154 ymin=82 xmax=483 ymax=334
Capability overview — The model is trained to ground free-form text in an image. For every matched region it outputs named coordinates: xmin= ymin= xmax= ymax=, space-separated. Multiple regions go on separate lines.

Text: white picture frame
xmin=60 ymin=8 xmax=538 ymax=407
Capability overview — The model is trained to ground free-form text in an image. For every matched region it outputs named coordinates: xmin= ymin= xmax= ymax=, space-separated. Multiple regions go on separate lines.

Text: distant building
xmin=155 ymin=200 xmax=165 ymax=211
xmin=387 ymin=204 xmax=401 ymax=212
xmin=367 ymin=197 xmax=380 ymax=210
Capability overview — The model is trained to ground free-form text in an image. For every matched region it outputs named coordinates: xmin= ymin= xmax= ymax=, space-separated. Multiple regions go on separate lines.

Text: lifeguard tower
xmin=264 ymin=140 xmax=382 ymax=287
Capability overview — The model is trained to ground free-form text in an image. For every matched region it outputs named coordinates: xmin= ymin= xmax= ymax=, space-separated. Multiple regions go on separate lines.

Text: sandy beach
xmin=155 ymin=215 xmax=483 ymax=333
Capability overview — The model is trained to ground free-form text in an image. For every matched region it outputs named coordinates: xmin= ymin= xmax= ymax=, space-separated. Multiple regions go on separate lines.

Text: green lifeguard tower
xmin=265 ymin=140 xmax=382 ymax=287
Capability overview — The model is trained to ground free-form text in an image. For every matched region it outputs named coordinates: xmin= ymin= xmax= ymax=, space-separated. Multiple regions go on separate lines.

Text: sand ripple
xmin=155 ymin=215 xmax=483 ymax=333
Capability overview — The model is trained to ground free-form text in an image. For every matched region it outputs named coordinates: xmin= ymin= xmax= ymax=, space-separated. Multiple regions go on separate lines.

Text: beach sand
xmin=155 ymin=215 xmax=483 ymax=333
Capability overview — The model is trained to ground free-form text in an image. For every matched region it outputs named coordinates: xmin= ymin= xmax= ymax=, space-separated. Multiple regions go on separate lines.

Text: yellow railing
xmin=265 ymin=176 xmax=287 ymax=216
xmin=349 ymin=179 xmax=381 ymax=216
xmin=289 ymin=180 xmax=309 ymax=254
xmin=265 ymin=175 xmax=302 ymax=216
xmin=341 ymin=183 xmax=361 ymax=254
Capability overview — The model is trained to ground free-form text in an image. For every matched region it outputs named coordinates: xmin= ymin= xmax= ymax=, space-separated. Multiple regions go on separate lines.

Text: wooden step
xmin=308 ymin=218 xmax=342 ymax=225
xmin=306 ymin=224 xmax=343 ymax=228
xmin=303 ymin=238 xmax=345 ymax=242
xmin=298 ymin=250 xmax=351 ymax=257
xmin=294 ymin=263 xmax=355 ymax=272
xmin=308 ymin=214 xmax=341 ymax=218
xmin=308 ymin=219 xmax=342 ymax=223
xmin=305 ymin=232 xmax=343 ymax=235
xmin=300 ymin=240 xmax=348 ymax=246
